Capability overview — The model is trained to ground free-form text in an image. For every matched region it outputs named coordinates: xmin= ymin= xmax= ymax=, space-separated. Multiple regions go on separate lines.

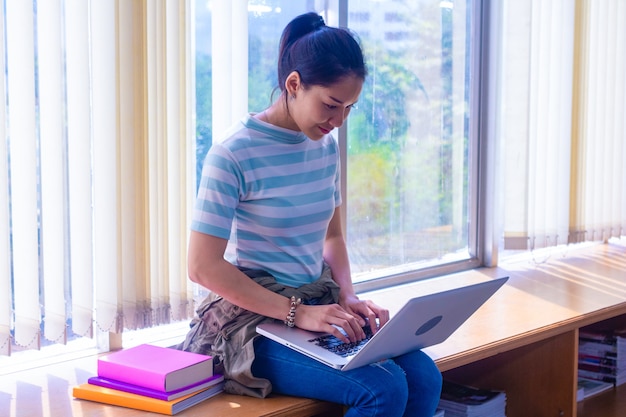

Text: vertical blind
xmin=0 ymin=0 xmax=196 ymax=356
xmin=570 ymin=0 xmax=626 ymax=244
xmin=211 ymin=0 xmax=248 ymax=142
xmin=498 ymin=0 xmax=626 ymax=251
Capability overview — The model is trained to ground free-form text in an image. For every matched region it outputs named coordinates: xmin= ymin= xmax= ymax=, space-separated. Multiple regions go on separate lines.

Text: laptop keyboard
xmin=308 ymin=325 xmax=374 ymax=357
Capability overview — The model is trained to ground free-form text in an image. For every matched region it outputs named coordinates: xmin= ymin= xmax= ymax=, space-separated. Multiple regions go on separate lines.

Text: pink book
xmin=97 ymin=344 xmax=214 ymax=392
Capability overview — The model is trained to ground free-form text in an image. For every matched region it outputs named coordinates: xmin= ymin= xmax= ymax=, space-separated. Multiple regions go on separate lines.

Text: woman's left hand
xmin=339 ymin=293 xmax=390 ymax=334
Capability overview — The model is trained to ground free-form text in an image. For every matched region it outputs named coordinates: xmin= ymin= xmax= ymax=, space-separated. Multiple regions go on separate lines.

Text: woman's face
xmin=288 ymin=74 xmax=363 ymax=140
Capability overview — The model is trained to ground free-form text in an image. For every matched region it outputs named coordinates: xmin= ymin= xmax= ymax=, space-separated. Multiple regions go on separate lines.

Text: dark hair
xmin=277 ymin=12 xmax=367 ymax=92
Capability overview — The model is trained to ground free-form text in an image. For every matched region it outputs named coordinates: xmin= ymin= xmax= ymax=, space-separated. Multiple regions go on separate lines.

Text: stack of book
xmin=73 ymin=344 xmax=224 ymax=415
xmin=578 ymin=327 xmax=626 ymax=387
xmin=576 ymin=377 xmax=613 ymax=401
xmin=437 ymin=380 xmax=506 ymax=417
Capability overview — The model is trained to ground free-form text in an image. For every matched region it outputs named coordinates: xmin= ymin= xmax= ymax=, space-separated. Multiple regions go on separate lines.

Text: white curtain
xmin=0 ymin=0 xmax=196 ymax=356
xmin=66 ymin=0 xmax=96 ymax=342
xmin=3 ymin=0 xmax=42 ymax=354
xmin=0 ymin=0 xmax=10 ymax=354
xmin=211 ymin=0 xmax=248 ymax=141
xmin=570 ymin=0 xmax=626 ymax=243
xmin=497 ymin=0 xmax=626 ymax=251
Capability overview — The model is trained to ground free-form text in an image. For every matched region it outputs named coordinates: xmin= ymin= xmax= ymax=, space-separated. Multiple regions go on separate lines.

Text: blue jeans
xmin=252 ymin=337 xmax=443 ymax=417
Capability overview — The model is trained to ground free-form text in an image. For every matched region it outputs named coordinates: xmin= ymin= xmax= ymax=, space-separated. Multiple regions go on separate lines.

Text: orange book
xmin=72 ymin=381 xmax=223 ymax=415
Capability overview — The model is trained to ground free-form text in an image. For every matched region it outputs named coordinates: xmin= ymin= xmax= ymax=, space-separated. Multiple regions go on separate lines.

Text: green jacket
xmin=175 ymin=264 xmax=340 ymax=398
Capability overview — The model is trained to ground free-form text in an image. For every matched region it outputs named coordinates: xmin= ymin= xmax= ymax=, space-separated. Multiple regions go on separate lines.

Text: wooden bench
xmin=6 ymin=242 xmax=625 ymax=417
xmin=174 ymin=393 xmax=344 ymax=417
xmin=422 ymin=241 xmax=626 ymax=417
xmin=170 ymin=241 xmax=626 ymax=417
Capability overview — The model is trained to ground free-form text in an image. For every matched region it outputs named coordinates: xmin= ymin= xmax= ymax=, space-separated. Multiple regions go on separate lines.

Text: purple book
xmin=87 ymin=374 xmax=224 ymax=401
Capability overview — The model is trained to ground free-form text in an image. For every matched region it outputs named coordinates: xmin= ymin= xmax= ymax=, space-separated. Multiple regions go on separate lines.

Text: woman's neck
xmin=256 ymin=95 xmax=299 ymax=132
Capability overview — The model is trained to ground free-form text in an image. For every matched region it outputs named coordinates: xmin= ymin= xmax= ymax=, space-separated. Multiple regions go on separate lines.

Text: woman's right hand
xmin=294 ymin=303 xmax=366 ymax=343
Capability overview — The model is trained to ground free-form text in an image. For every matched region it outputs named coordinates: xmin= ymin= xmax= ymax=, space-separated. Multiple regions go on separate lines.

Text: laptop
xmin=256 ymin=276 xmax=508 ymax=371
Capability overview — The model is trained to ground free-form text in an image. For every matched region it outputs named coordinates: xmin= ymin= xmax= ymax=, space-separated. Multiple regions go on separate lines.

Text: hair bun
xmin=276 ymin=12 xmax=366 ymax=93
xmin=313 ymin=15 xmax=325 ymax=30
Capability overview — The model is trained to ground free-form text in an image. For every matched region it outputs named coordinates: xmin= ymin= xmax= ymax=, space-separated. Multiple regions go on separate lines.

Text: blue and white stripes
xmin=192 ymin=115 xmax=341 ymax=287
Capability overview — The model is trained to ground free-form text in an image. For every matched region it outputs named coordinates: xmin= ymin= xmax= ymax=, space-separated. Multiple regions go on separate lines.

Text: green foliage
xmin=346 ymin=40 xmax=427 ymax=243
xmin=348 ymin=43 xmax=427 ymax=155
xmin=347 ymin=146 xmax=396 ymax=238
xmin=248 ymin=34 xmax=276 ymax=112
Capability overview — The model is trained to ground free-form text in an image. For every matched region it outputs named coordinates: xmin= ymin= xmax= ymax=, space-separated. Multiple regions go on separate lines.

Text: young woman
xmin=180 ymin=12 xmax=442 ymax=417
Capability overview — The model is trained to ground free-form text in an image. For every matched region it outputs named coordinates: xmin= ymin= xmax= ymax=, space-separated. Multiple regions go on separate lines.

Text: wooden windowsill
xmin=359 ymin=240 xmax=626 ymax=372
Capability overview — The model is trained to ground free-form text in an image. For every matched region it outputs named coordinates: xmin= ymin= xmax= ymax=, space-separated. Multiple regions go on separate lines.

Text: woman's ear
xmin=285 ymin=71 xmax=301 ymax=98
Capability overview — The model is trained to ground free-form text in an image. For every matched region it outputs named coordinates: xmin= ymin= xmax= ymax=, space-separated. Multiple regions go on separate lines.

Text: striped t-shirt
xmin=191 ymin=114 xmax=342 ymax=287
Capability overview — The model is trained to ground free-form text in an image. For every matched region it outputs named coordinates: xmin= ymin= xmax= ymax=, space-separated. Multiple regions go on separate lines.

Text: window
xmin=383 ymin=30 xmax=411 ymax=41
xmin=194 ymin=0 xmax=481 ymax=291
xmin=384 ymin=12 xmax=404 ymax=22
xmin=346 ymin=1 xmax=476 ymax=287
xmin=350 ymin=12 xmax=370 ymax=23
xmin=2 ymin=0 xmax=624 ymax=361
